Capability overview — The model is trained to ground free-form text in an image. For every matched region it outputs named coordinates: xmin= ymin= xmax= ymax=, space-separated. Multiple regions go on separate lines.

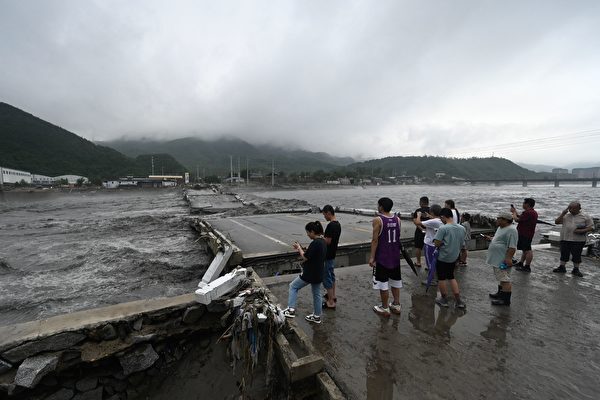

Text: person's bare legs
xmin=438 ymin=280 xmax=448 ymax=297
xmin=524 ymin=250 xmax=533 ymax=266
xmin=391 ymin=287 xmax=400 ymax=305
xmin=380 ymin=289 xmax=389 ymax=308
xmin=450 ymin=279 xmax=460 ymax=298
xmin=415 ymin=247 xmax=422 ymax=266
xmin=325 ymin=287 xmax=335 ymax=307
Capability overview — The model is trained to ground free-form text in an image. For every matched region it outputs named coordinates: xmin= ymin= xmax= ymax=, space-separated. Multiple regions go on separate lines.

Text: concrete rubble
xmin=14 ymin=353 xmax=59 ymax=388
xmin=2 ymin=332 xmax=86 ymax=363
xmin=119 ymin=344 xmax=159 ymax=376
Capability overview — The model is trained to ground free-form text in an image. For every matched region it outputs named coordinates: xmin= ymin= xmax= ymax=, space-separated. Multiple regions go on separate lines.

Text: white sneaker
xmin=283 ymin=308 xmax=296 ymax=318
xmin=389 ymin=303 xmax=402 ymax=314
xmin=305 ymin=314 xmax=321 ymax=324
xmin=373 ymin=305 xmax=391 ymax=317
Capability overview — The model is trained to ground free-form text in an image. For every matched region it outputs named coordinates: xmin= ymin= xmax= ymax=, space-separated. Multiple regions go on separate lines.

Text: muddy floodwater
xmin=0 ymin=189 xmax=209 ymax=326
xmin=268 ymin=248 xmax=600 ymax=400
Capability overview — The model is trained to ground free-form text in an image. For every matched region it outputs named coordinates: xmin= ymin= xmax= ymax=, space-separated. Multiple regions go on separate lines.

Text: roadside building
xmin=0 ymin=166 xmax=33 ymax=185
xmin=54 ymin=175 xmax=89 ymax=185
xmin=32 ymin=174 xmax=56 ymax=186
xmin=572 ymin=167 xmax=600 ymax=179
xmin=222 ymin=176 xmax=245 ymax=184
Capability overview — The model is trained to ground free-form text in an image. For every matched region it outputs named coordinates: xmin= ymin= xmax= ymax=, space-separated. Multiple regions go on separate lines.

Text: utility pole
xmin=151 ymin=156 xmax=155 ymax=175
xmin=246 ymin=157 xmax=249 ymax=186
xmin=271 ymin=159 xmax=275 ymax=187
xmin=237 ymin=157 xmax=241 ymax=185
xmin=230 ymin=155 xmax=233 ymax=184
xmin=196 ymin=165 xmax=199 ymax=182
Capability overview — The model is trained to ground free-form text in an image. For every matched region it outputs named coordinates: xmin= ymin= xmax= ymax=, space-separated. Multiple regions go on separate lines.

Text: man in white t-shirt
xmin=553 ymin=202 xmax=594 ymax=277
xmin=414 ymin=204 xmax=443 ymax=284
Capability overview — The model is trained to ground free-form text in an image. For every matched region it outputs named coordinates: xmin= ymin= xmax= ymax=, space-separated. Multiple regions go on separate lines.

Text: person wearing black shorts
xmin=512 ymin=198 xmax=538 ymax=273
xmin=433 ymin=208 xmax=466 ymax=309
xmin=412 ymin=196 xmax=430 ymax=268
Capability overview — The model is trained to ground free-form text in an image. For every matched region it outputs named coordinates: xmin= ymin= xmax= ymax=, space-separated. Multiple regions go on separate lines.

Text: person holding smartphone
xmin=553 ymin=202 xmax=594 ymax=277
xmin=511 ymin=198 xmax=538 ymax=273
xmin=283 ymin=221 xmax=327 ymax=323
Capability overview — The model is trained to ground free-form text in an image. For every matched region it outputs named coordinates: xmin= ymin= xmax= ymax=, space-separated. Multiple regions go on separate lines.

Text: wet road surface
xmin=268 ymin=247 xmax=600 ymax=400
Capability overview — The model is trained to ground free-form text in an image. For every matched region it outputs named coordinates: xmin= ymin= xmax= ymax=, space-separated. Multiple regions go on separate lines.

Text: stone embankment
xmin=0 ymin=292 xmax=219 ymax=399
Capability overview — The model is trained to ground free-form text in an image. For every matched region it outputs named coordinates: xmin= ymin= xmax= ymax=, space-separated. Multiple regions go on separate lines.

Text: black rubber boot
xmin=489 ymin=285 xmax=502 ymax=299
xmin=491 ymin=291 xmax=511 ymax=306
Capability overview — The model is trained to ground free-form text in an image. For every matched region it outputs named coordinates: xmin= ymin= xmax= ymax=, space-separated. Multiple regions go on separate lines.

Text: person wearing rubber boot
xmin=553 ymin=202 xmax=594 ymax=277
xmin=369 ymin=197 xmax=403 ymax=317
xmin=483 ymin=212 xmax=518 ymax=306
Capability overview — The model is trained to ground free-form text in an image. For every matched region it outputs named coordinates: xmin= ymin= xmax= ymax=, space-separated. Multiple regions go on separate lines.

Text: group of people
xmin=282 ymin=196 xmax=595 ymax=323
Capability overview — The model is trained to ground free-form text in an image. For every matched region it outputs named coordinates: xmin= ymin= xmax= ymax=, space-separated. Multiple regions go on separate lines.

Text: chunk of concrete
xmin=0 ymin=359 xmax=11 ymax=374
xmin=195 ymin=268 xmax=247 ymax=305
xmin=199 ymin=245 xmax=234 ymax=285
xmin=2 ymin=332 xmax=86 ymax=363
xmin=119 ymin=344 xmax=159 ymax=376
xmin=45 ymin=388 xmax=75 ymax=400
xmin=73 ymin=387 xmax=103 ymax=400
xmin=14 ymin=353 xmax=59 ymax=388
xmin=75 ymin=376 xmax=98 ymax=392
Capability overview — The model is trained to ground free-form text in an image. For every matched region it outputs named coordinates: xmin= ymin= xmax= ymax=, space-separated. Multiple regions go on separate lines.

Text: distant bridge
xmin=463 ymin=177 xmax=598 ymax=187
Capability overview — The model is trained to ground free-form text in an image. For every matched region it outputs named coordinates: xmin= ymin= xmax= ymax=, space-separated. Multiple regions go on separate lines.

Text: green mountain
xmin=101 ymin=137 xmax=355 ymax=176
xmin=0 ymin=102 xmax=186 ymax=181
xmin=343 ymin=156 xmax=538 ymax=180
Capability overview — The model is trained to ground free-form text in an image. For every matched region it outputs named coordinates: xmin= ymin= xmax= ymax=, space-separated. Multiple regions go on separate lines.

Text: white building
xmin=54 ymin=175 xmax=89 ymax=185
xmin=223 ymin=177 xmax=245 ymax=184
xmin=32 ymin=174 xmax=56 ymax=186
xmin=0 ymin=166 xmax=32 ymax=185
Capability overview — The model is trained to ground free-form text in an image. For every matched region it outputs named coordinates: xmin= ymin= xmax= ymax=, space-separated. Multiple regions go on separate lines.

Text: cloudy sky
xmin=1 ymin=0 xmax=600 ymax=165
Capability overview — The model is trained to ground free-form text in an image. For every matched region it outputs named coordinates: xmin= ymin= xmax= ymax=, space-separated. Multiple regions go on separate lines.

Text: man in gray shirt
xmin=433 ymin=208 xmax=466 ymax=309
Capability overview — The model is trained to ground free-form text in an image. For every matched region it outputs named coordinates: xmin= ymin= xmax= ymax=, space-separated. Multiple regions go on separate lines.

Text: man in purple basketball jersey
xmin=369 ymin=197 xmax=402 ymax=317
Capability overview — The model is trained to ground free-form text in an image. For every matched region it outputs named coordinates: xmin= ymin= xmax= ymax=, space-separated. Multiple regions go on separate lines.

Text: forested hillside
xmin=0 ymin=103 xmax=185 ymax=181
xmin=343 ymin=156 xmax=538 ymax=180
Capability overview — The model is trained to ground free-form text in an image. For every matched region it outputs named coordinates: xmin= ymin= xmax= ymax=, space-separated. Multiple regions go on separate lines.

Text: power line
xmin=446 ymin=128 xmax=600 ymax=157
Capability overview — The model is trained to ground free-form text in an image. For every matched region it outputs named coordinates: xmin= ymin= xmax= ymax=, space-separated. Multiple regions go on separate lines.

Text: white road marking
xmin=229 ymin=219 xmax=290 ymax=246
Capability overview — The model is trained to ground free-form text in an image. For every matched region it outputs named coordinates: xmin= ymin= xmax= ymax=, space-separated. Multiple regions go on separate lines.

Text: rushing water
xmin=1 ymin=184 xmax=597 ymax=327
xmin=250 ymin=184 xmax=600 ymax=227
xmin=0 ymin=189 xmax=209 ymax=327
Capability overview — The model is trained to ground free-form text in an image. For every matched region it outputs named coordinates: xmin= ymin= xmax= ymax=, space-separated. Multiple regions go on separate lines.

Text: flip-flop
xmin=322 ymin=302 xmax=336 ymax=310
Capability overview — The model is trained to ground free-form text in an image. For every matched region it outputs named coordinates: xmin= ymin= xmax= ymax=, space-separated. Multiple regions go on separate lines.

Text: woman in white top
xmin=444 ymin=199 xmax=460 ymax=223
